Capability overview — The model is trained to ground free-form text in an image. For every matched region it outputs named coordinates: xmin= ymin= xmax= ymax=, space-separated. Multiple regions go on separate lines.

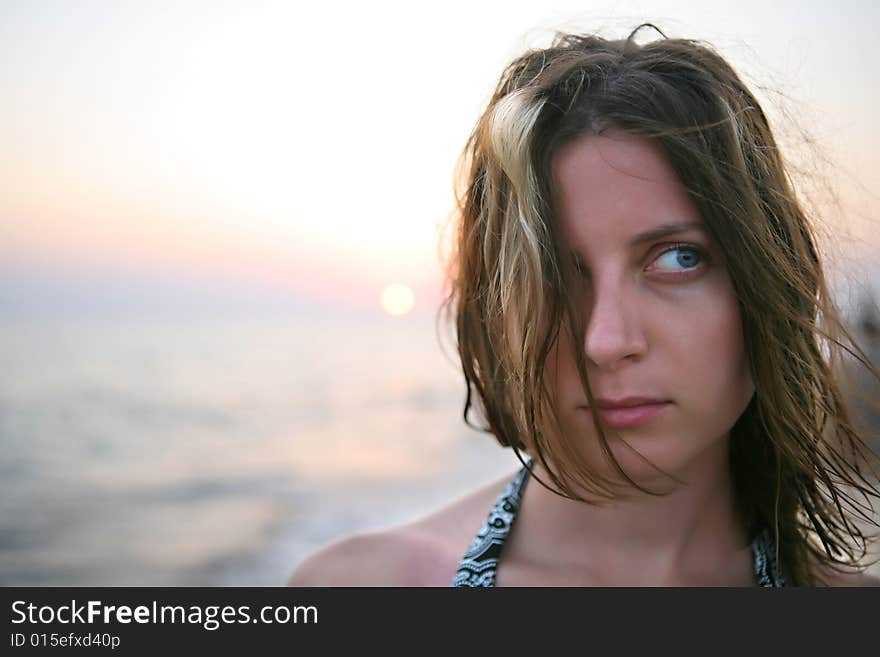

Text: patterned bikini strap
xmin=751 ymin=527 xmax=787 ymax=587
xmin=451 ymin=464 xmax=531 ymax=587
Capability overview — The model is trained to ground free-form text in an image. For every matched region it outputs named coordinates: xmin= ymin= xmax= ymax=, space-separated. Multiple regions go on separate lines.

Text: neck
xmin=512 ymin=439 xmax=752 ymax=585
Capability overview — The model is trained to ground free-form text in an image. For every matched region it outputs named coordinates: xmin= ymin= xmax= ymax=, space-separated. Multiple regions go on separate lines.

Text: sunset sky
xmin=2 ymin=0 xmax=878 ymax=316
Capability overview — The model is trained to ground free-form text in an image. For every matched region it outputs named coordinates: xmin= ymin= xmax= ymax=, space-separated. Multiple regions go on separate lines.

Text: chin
xmin=553 ymin=413 xmax=730 ymax=489
xmin=604 ymin=429 xmax=729 ymax=488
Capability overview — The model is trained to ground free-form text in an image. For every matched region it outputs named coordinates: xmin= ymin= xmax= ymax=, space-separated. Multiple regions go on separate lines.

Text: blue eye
xmin=653 ymin=245 xmax=702 ymax=271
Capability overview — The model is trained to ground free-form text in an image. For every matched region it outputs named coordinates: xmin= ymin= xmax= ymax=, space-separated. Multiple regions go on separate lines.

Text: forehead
xmin=551 ymin=132 xmax=704 ymax=248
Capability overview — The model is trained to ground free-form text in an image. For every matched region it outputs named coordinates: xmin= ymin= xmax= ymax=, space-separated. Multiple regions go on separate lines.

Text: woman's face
xmin=546 ymin=131 xmax=754 ymax=484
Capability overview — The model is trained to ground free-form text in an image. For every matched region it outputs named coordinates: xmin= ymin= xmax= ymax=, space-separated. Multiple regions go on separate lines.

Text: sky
xmin=2 ymin=0 xmax=878 ymax=316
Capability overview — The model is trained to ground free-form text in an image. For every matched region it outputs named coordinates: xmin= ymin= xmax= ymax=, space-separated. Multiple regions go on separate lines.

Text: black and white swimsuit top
xmin=451 ymin=462 xmax=787 ymax=587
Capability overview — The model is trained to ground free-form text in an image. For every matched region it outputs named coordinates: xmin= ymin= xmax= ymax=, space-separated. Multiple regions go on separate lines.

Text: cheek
xmin=674 ymin=295 xmax=753 ymax=420
xmin=544 ymin=328 xmax=585 ymax=402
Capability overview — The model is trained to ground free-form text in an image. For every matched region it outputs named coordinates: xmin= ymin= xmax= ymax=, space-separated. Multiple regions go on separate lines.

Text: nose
xmin=583 ymin=277 xmax=648 ymax=369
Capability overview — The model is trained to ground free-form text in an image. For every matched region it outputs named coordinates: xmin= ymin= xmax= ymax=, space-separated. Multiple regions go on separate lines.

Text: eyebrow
xmin=567 ymin=221 xmax=708 ymax=265
xmin=625 ymin=221 xmax=707 ymax=247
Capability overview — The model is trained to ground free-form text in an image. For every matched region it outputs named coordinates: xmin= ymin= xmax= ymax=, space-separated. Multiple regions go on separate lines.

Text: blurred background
xmin=1 ymin=0 xmax=878 ymax=585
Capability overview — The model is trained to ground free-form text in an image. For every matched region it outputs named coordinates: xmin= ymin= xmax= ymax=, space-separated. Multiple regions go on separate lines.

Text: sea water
xmin=0 ymin=309 xmax=514 ymax=585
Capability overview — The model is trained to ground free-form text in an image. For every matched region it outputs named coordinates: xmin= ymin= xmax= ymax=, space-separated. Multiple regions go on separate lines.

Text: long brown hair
xmin=439 ymin=24 xmax=880 ymax=585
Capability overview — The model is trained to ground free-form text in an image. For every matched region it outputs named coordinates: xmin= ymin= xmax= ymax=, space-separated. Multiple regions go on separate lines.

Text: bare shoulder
xmin=823 ymin=570 xmax=880 ymax=587
xmin=815 ymin=563 xmax=880 ymax=587
xmin=287 ymin=471 xmax=515 ymax=587
xmin=285 ymin=527 xmax=440 ymax=587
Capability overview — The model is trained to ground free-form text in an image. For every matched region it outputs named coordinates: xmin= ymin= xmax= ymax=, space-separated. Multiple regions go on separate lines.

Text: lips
xmin=593 ymin=396 xmax=668 ymax=410
xmin=580 ymin=397 xmax=671 ymax=429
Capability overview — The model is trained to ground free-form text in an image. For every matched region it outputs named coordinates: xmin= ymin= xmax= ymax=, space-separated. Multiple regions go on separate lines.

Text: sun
xmin=380 ymin=283 xmax=415 ymax=316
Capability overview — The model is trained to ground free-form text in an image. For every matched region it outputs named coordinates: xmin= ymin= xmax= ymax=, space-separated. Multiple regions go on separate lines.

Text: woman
xmin=289 ymin=25 xmax=880 ymax=586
